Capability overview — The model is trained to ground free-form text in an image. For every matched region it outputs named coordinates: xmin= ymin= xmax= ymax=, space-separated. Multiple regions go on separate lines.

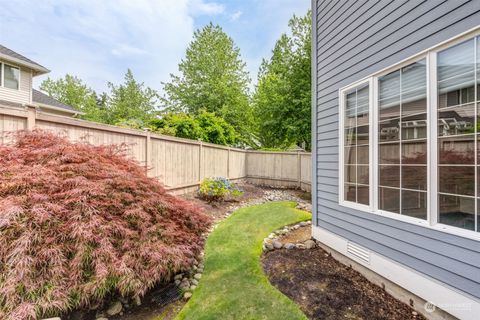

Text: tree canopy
xmin=162 ymin=23 xmax=253 ymax=145
xmin=253 ymin=11 xmax=311 ymax=150
xmin=39 ymin=75 xmax=103 ymax=122
xmin=149 ymin=110 xmax=237 ymax=145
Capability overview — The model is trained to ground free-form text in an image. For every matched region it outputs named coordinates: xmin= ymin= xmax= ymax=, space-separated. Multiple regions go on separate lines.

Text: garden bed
xmin=262 ymin=243 xmax=426 ymax=320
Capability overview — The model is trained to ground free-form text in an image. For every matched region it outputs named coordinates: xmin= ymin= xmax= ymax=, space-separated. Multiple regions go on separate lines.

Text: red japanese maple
xmin=0 ymin=130 xmax=211 ymax=319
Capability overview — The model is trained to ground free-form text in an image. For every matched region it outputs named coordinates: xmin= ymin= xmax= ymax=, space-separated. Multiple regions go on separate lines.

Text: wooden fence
xmin=0 ymin=105 xmax=311 ymax=194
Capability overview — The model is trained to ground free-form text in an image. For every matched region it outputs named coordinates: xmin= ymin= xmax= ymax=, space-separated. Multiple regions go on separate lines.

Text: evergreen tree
xmin=162 ymin=23 xmax=253 ymax=145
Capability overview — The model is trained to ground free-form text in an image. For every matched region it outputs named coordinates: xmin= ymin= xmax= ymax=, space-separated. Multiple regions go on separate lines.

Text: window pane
xmin=344 ymin=165 xmax=356 ymax=184
xmin=402 ymin=113 xmax=427 ymax=140
xmin=357 ymin=85 xmax=369 ymax=126
xmin=402 ymin=166 xmax=427 ymax=190
xmin=379 ymin=165 xmax=400 ymax=188
xmin=379 ymin=143 xmax=399 ymax=164
xmin=4 ymin=64 xmax=19 ymax=90
xmin=402 ymin=190 xmax=427 ymax=220
xmin=345 ymin=127 xmax=356 ymax=145
xmin=438 ymin=39 xmax=475 ymax=107
xmin=357 ymin=165 xmax=369 ymax=185
xmin=357 ymin=185 xmax=369 ymax=205
xmin=344 ymin=147 xmax=356 ymax=165
xmin=356 ymin=125 xmax=369 ymax=145
xmin=439 ymin=135 xmax=475 ymax=164
xmin=357 ymin=145 xmax=368 ymax=164
xmin=345 ymin=184 xmax=356 ymax=202
xmin=438 ymin=104 xmax=475 ymax=136
xmin=402 ymin=141 xmax=427 ymax=164
xmin=439 ymin=166 xmax=475 ymax=196
xmin=401 ymin=59 xmax=427 ymax=116
xmin=379 ymin=70 xmax=400 ymax=121
xmin=439 ymin=194 xmax=475 ymax=231
xmin=379 ymin=187 xmax=400 ymax=213
xmin=379 ymin=118 xmax=400 ymax=142
xmin=345 ymin=91 xmax=356 ymax=127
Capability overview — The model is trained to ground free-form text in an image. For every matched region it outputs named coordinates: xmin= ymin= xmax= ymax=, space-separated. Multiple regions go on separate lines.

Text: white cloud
xmin=188 ymin=0 xmax=225 ymax=16
xmin=0 ymin=0 xmax=224 ymax=93
xmin=230 ymin=10 xmax=243 ymax=21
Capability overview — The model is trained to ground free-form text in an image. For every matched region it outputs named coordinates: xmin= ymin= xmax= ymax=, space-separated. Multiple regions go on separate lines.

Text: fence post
xmin=245 ymin=150 xmax=249 ymax=179
xmin=26 ymin=105 xmax=36 ymax=130
xmin=144 ymin=128 xmax=151 ymax=174
xmin=297 ymin=151 xmax=301 ymax=189
xmin=198 ymin=140 xmax=203 ymax=183
xmin=227 ymin=147 xmax=231 ymax=178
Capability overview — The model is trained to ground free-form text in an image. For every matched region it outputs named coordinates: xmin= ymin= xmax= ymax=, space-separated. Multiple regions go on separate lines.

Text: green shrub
xmin=198 ymin=177 xmax=243 ymax=202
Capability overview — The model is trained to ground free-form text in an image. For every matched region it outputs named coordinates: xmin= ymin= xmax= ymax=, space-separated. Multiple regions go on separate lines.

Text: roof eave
xmin=0 ymin=53 xmax=50 ymax=75
xmin=35 ymin=103 xmax=84 ymax=116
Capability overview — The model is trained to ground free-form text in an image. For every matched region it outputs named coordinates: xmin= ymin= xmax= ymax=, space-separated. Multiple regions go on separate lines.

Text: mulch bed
xmin=262 ymin=248 xmax=426 ymax=320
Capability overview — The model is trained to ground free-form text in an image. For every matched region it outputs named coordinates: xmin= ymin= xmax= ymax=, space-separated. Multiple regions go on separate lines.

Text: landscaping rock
xmin=184 ymin=292 xmax=192 ymax=300
xmin=106 ymin=301 xmax=122 ymax=316
xmin=284 ymin=243 xmax=295 ymax=250
xmin=190 ymin=285 xmax=197 ymax=290
xmin=191 ymin=279 xmax=199 ymax=286
xmin=174 ymin=274 xmax=183 ymax=280
xmin=96 ymin=318 xmax=108 ymax=320
xmin=305 ymin=240 xmax=316 ymax=249
xmin=265 ymin=242 xmax=274 ymax=251
xmin=134 ymin=296 xmax=141 ymax=306
xmin=175 ymin=279 xmax=181 ymax=286
xmin=273 ymin=241 xmax=283 ymax=249
xmin=194 ymin=273 xmax=202 ymax=280
xmin=296 ymin=243 xmax=306 ymax=249
xmin=42 ymin=318 xmax=61 ymax=320
xmin=299 ymin=221 xmax=308 ymax=227
xmin=197 ymin=267 xmax=204 ymax=273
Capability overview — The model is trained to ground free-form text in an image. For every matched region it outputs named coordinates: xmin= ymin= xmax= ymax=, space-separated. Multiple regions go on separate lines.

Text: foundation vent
xmin=346 ymin=241 xmax=370 ymax=264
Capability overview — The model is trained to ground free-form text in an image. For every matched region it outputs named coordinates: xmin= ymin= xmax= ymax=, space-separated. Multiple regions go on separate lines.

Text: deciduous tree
xmin=253 ymin=11 xmax=311 ymax=150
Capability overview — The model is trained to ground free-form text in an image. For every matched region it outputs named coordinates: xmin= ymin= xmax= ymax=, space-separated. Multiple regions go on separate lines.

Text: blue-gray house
xmin=311 ymin=1 xmax=480 ymax=319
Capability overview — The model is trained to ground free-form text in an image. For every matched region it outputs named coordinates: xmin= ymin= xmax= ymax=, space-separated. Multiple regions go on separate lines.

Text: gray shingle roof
xmin=0 ymin=45 xmax=49 ymax=74
xmin=32 ymin=89 xmax=77 ymax=112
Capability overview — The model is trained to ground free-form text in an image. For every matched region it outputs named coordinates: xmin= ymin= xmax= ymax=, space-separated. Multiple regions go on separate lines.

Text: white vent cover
xmin=346 ymin=241 xmax=370 ymax=264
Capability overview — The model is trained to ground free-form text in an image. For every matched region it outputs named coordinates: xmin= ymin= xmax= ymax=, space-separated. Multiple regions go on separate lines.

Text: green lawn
xmin=175 ymin=201 xmax=311 ymax=320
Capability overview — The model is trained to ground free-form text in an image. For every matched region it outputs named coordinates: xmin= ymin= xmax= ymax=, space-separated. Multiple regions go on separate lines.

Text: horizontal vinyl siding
xmin=315 ymin=0 xmax=480 ymax=299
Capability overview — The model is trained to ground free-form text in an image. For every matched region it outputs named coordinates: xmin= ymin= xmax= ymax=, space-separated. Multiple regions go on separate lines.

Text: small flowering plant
xmin=199 ymin=177 xmax=244 ymax=202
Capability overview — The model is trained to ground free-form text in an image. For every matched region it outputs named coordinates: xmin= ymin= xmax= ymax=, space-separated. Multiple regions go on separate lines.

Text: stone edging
xmin=262 ymin=219 xmax=316 ymax=252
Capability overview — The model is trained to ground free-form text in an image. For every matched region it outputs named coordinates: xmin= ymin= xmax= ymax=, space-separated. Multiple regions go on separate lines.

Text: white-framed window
xmin=0 ymin=62 xmax=20 ymax=90
xmin=339 ymin=27 xmax=480 ymax=240
xmin=339 ymin=79 xmax=373 ymax=212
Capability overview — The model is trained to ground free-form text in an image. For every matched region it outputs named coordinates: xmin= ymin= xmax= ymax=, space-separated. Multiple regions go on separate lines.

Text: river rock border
xmin=262 ymin=220 xmax=316 ymax=252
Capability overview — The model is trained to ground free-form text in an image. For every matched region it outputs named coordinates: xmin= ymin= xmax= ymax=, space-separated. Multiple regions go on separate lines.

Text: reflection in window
xmin=343 ymin=84 xmax=369 ymax=205
xmin=3 ymin=64 xmax=19 ymax=90
xmin=437 ymin=37 xmax=479 ymax=232
xmin=378 ymin=59 xmax=427 ymax=219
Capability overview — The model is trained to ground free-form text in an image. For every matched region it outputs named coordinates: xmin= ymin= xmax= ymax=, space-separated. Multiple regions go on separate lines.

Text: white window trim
xmin=338 ymin=25 xmax=480 ymax=242
xmin=0 ymin=62 xmax=21 ymax=91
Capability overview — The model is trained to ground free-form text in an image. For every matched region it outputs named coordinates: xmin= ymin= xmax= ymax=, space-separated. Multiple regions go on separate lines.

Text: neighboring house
xmin=312 ymin=1 xmax=480 ymax=319
xmin=0 ymin=45 xmax=79 ymax=117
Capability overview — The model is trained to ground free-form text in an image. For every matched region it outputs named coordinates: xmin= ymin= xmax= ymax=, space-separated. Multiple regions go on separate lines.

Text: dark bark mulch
xmin=262 ymin=248 xmax=426 ymax=320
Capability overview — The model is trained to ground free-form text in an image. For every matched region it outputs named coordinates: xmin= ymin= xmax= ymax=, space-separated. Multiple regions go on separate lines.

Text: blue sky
xmin=0 ymin=0 xmax=309 ymax=94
